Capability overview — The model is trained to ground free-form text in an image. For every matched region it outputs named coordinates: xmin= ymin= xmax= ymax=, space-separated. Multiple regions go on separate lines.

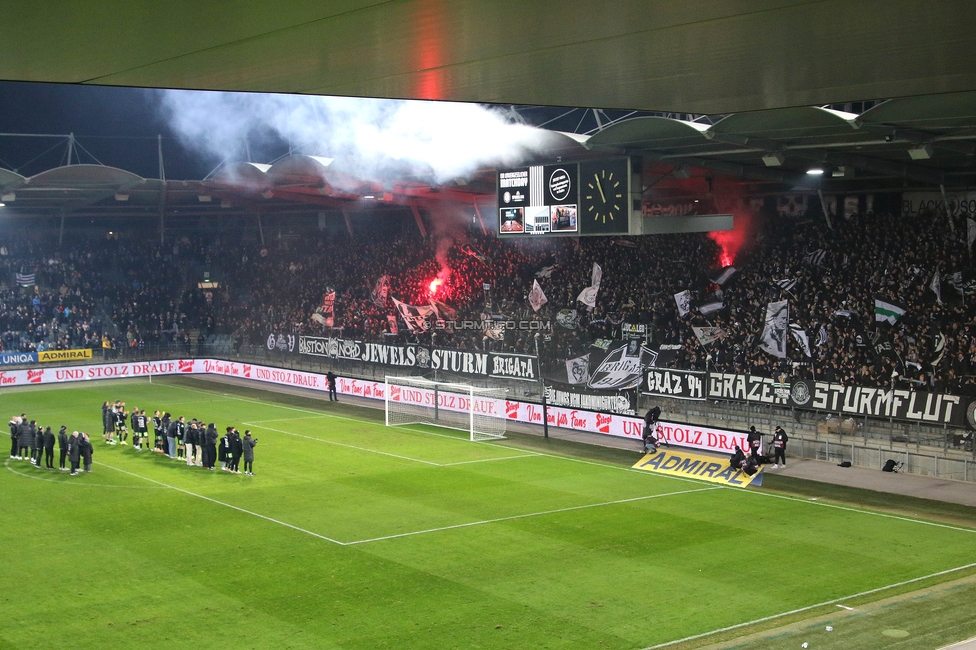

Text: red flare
xmin=429 ymin=278 xmax=443 ymax=296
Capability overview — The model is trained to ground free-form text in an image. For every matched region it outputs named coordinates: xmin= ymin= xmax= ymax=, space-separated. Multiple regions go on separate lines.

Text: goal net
xmin=385 ymin=375 xmax=507 ymax=441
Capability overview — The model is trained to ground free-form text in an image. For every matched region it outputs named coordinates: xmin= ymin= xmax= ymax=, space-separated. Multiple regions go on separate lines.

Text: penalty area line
xmin=642 ymin=561 xmax=976 ymax=650
xmin=96 ymin=461 xmax=347 ymax=546
xmin=344 ymin=486 xmax=720 ymax=546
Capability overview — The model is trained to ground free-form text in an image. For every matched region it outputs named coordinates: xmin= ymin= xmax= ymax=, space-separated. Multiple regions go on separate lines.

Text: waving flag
xmin=789 ymin=323 xmax=812 ymax=357
xmin=528 ymin=279 xmax=548 ymax=312
xmin=15 ymin=272 xmax=35 ymax=287
xmin=874 ymin=298 xmax=906 ymax=325
xmin=803 ymin=249 xmax=826 ymax=266
xmin=758 ymin=300 xmax=789 ymax=358
xmin=311 ymin=290 xmax=336 ymax=327
xmin=674 ymin=290 xmax=691 ymax=317
xmin=371 ymin=275 xmax=390 ymax=307
xmin=392 ymin=297 xmax=435 ymax=333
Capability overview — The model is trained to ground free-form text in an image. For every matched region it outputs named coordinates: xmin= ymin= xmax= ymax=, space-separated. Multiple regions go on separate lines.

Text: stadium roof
xmin=1 ymin=2 xmax=974 ymax=115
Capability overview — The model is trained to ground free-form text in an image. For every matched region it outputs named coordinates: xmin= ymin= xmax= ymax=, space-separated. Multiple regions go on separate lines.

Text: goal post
xmin=385 ymin=375 xmax=507 ymax=441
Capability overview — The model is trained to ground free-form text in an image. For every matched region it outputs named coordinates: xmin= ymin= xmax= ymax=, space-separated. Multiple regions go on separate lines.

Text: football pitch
xmin=2 ymin=377 xmax=976 ymax=650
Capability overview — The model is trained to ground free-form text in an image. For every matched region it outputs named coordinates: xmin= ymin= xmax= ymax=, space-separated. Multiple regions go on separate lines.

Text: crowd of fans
xmin=2 ymin=204 xmax=975 ymax=393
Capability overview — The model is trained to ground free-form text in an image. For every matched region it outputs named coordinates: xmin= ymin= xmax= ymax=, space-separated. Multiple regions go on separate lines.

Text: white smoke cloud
xmin=156 ymin=89 xmax=549 ymax=183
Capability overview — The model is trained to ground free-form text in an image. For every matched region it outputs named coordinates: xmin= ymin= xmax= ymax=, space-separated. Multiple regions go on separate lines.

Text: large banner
xmin=296 ymin=335 xmax=539 ymax=381
xmin=787 ymin=379 xmax=964 ymax=426
xmin=587 ymin=340 xmax=657 ymax=390
xmin=642 ymin=368 xmax=706 ymax=401
xmin=544 ymin=381 xmax=637 ymax=415
xmin=707 ymin=372 xmax=793 ymax=406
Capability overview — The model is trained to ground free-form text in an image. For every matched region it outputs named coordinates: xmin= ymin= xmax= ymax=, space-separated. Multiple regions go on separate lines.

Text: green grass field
xmin=2 ymin=377 xmax=976 ymax=650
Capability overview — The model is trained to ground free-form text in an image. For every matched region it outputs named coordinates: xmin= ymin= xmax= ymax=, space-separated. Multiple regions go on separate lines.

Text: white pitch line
xmin=836 ymin=604 xmax=855 ymax=610
xmin=3 ymin=458 xmax=165 ymax=489
xmin=344 ymin=487 xmax=721 ymax=545
xmin=440 ymin=453 xmax=542 ymax=466
xmin=642 ymin=561 xmax=976 ymax=649
xmin=96 ymin=461 xmax=348 ymax=545
xmin=243 ymin=422 xmax=442 ymax=466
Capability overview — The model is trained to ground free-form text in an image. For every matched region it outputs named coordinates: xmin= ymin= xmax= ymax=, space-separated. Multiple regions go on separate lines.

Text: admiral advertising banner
xmin=544 ymin=381 xmax=637 ymax=415
xmin=38 ymin=349 xmax=93 ymax=363
xmin=634 ymin=448 xmax=763 ymax=487
xmin=587 ymin=340 xmax=657 ymax=390
xmin=296 ymin=336 xmax=539 ymax=381
xmin=643 ymin=368 xmax=706 ymax=401
xmin=0 ymin=351 xmax=37 ymax=366
xmin=787 ymin=379 xmax=965 ymax=426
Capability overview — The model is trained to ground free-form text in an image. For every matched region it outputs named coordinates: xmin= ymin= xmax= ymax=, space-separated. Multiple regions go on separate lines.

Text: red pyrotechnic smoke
xmin=707 ymin=213 xmax=749 ymax=267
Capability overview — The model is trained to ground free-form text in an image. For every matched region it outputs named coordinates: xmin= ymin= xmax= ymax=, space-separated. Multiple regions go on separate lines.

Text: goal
xmin=385 ymin=375 xmax=507 ymax=441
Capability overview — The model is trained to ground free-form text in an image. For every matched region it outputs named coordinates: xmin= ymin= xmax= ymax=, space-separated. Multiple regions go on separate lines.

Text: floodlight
xmin=908 ymin=144 xmax=933 ymax=160
xmin=762 ymin=152 xmax=786 ymax=167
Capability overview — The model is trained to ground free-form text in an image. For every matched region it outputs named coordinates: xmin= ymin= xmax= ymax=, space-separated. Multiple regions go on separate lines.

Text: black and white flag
xmin=392 ymin=297 xmax=435 ymax=333
xmin=535 ymin=265 xmax=557 ymax=278
xmin=789 ymin=323 xmax=812 ymax=357
xmin=816 ymin=324 xmax=828 ymax=347
xmin=711 ymin=266 xmax=738 ymax=286
xmin=371 ymin=275 xmax=390 ymax=307
xmin=758 ymin=299 xmax=789 ymax=358
xmin=15 ymin=271 xmax=35 ymax=287
xmin=565 ymin=355 xmax=590 ymax=385
xmin=929 ymin=270 xmax=942 ymax=305
xmin=311 ymin=290 xmax=336 ymax=327
xmin=697 ymin=299 xmax=724 ymax=315
xmin=692 ymin=326 xmax=726 ymax=347
xmin=674 ymin=290 xmax=691 ymax=317
xmin=803 ymin=249 xmax=826 ymax=266
xmin=528 ymin=279 xmax=548 ymax=312
xmin=772 ymin=278 xmax=797 ymax=293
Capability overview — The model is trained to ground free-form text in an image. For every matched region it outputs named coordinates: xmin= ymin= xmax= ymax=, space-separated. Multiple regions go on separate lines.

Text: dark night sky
xmin=0 ymin=80 xmax=642 ymax=181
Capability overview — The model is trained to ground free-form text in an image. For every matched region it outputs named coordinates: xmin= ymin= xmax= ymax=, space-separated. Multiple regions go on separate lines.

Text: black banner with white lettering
xmin=642 ymin=369 xmax=706 ymax=401
xmin=295 ymin=335 xmax=539 ymax=382
xmin=544 ymin=381 xmax=637 ymax=415
xmin=786 ymin=379 xmax=965 ymax=426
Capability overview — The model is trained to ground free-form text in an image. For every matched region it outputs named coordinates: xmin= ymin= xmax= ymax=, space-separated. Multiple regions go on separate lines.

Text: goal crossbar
xmin=385 ymin=375 xmax=507 ymax=442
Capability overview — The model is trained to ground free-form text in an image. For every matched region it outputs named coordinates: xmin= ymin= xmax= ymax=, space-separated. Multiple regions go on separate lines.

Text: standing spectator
xmin=242 ymin=430 xmax=257 ymax=476
xmin=229 ymin=428 xmax=243 ymax=474
xmin=746 ymin=426 xmax=763 ymax=460
xmin=68 ymin=431 xmax=81 ymax=475
xmin=165 ymin=414 xmax=181 ymax=459
xmin=17 ymin=416 xmax=33 ymax=459
xmin=185 ymin=421 xmax=198 ymax=466
xmin=327 ymin=371 xmax=338 ymax=401
xmin=42 ymin=426 xmax=55 ymax=469
xmin=101 ymin=401 xmax=112 ymax=442
xmin=81 ymin=433 xmax=93 ymax=473
xmin=204 ymin=423 xmax=218 ymax=470
xmin=9 ymin=415 xmax=20 ymax=459
xmin=772 ymin=426 xmax=789 ymax=468
xmin=30 ymin=422 xmax=43 ymax=466
xmin=57 ymin=426 xmax=69 ymax=471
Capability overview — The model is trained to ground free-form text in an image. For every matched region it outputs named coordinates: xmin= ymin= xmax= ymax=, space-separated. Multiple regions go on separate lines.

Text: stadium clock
xmin=580 ymin=158 xmax=630 ymax=235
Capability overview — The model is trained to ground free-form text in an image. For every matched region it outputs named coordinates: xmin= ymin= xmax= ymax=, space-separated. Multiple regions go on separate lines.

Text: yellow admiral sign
xmin=38 ymin=349 xmax=93 ymax=363
xmin=633 ymin=448 xmax=764 ymax=487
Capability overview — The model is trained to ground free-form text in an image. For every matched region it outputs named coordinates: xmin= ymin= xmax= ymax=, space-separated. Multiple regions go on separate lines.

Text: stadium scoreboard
xmin=497 ymin=157 xmax=642 ymax=237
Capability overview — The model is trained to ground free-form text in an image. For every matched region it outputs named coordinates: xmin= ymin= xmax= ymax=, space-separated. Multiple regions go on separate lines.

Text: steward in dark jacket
xmin=42 ymin=426 xmax=55 ymax=469
xmin=57 ymin=426 xmax=69 ymax=470
xmin=17 ymin=419 xmax=33 ymax=457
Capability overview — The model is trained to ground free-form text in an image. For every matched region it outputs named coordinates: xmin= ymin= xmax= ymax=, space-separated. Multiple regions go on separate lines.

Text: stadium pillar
xmin=472 ymin=201 xmax=487 ymax=235
xmin=409 ymin=202 xmax=428 ymax=238
xmin=58 ymin=211 xmax=65 ymax=247
xmin=341 ymin=209 xmax=354 ymax=237
xmin=541 ymin=381 xmax=549 ymax=439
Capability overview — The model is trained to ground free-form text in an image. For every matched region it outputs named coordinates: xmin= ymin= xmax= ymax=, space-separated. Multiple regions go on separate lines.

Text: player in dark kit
xmin=132 ymin=410 xmax=148 ymax=451
xmin=152 ymin=410 xmax=164 ymax=452
xmin=114 ymin=404 xmax=129 ymax=446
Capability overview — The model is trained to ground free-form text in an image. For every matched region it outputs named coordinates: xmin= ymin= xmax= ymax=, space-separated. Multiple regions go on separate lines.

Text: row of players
xmin=8 ymin=415 xmax=95 ymax=475
xmin=101 ymin=401 xmax=258 ymax=475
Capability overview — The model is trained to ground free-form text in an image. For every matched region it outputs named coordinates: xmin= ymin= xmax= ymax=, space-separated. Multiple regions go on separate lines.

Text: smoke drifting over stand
xmin=156 ymin=90 xmax=547 ymax=184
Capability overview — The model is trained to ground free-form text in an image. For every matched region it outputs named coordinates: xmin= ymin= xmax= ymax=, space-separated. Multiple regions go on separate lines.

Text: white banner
xmin=758 ymin=300 xmax=789 ymax=359
xmin=674 ymin=290 xmax=691 ymax=317
xmin=528 ymin=279 xmax=548 ymax=312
